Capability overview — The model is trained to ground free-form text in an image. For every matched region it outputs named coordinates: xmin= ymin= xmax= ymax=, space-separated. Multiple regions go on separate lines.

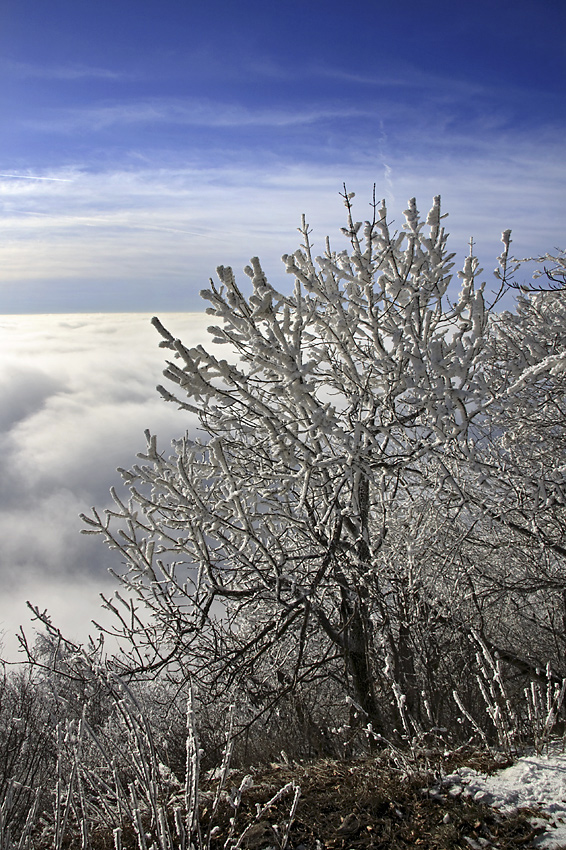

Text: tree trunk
xmin=342 ymin=596 xmax=384 ymax=738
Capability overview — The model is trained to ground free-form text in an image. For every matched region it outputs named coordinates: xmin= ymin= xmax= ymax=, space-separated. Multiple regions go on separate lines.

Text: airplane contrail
xmin=0 ymin=173 xmax=73 ymax=181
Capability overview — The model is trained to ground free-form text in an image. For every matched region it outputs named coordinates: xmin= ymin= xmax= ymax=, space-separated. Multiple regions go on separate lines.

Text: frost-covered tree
xmin=458 ymin=274 xmax=566 ymax=672
xmin=83 ymin=191 xmax=511 ymax=734
xmin=489 ymin=283 xmax=566 ymax=534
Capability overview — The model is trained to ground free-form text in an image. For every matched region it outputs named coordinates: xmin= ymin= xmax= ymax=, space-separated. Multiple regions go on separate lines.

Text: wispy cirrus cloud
xmin=22 ymin=97 xmax=371 ymax=133
xmin=0 ymin=173 xmax=74 ymax=182
xmin=310 ymin=62 xmax=485 ymax=96
xmin=0 ymin=134 xmax=564 ymax=314
xmin=3 ymin=58 xmax=131 ymax=80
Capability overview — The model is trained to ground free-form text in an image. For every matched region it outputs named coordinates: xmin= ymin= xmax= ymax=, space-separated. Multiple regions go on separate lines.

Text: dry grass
xmin=81 ymin=749 xmax=549 ymax=850
xmin=205 ymin=756 xmax=543 ymax=850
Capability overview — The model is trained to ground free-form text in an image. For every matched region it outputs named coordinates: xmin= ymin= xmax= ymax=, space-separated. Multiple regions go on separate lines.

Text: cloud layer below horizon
xmin=0 ymin=312 xmax=210 ymax=660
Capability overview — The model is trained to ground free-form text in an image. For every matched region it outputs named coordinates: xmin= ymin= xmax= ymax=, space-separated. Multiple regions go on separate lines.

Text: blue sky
xmin=0 ymin=0 xmax=564 ymax=312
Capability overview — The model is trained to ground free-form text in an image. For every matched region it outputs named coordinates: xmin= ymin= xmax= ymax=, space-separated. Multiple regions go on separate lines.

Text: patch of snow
xmin=444 ymin=744 xmax=566 ymax=848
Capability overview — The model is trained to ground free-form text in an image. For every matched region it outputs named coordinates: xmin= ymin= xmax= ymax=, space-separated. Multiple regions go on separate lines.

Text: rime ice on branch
xmin=82 ymin=191 xmax=566 ymax=741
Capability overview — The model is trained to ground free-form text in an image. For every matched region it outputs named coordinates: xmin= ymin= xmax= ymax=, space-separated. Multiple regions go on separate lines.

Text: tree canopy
xmin=81 ymin=190 xmax=566 ymax=744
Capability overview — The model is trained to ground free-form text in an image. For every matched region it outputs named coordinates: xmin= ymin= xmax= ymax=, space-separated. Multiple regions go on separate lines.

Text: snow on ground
xmin=444 ymin=744 xmax=566 ymax=848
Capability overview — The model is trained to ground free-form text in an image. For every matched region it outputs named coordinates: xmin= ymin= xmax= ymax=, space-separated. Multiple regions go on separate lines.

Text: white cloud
xmin=23 ymin=99 xmax=371 ymax=133
xmin=0 ymin=145 xmax=564 ymax=313
xmin=0 ymin=574 xmax=122 ymax=664
xmin=0 ymin=313 xmax=212 ymax=660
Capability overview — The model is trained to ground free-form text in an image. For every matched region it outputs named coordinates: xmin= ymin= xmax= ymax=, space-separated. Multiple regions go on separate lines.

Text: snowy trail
xmin=444 ymin=745 xmax=566 ymax=848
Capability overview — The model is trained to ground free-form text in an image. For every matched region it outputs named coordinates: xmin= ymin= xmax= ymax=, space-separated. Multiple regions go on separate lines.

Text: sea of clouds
xmin=0 ymin=311 xmax=212 ymax=661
